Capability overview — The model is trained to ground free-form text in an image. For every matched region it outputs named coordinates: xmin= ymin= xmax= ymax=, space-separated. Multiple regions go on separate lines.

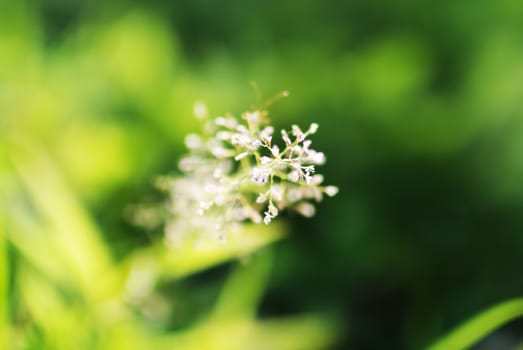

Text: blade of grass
xmin=427 ymin=298 xmax=523 ymax=350
xmin=126 ymin=223 xmax=285 ymax=282
xmin=8 ymin=207 xmax=76 ymax=291
xmin=211 ymin=249 xmax=273 ymax=321
xmin=249 ymin=314 xmax=339 ymax=350
xmin=0 ymin=207 xmax=9 ymax=348
xmin=20 ymin=265 xmax=89 ymax=350
xmin=0 ymin=156 xmax=11 ymax=347
xmin=156 ymin=313 xmax=338 ymax=350
xmin=10 ymin=142 xmax=120 ymax=302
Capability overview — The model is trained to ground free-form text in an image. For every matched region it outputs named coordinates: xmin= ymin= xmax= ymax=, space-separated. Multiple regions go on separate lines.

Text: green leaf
xmin=0 ymin=206 xmax=8 ymax=347
xmin=126 ymin=223 xmax=285 ymax=281
xmin=9 ymin=143 xmax=120 ymax=301
xmin=427 ymin=298 xmax=523 ymax=350
xmin=211 ymin=249 xmax=273 ymax=320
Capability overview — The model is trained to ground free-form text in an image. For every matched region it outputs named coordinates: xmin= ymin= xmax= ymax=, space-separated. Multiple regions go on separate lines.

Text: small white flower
xmin=256 ymin=192 xmax=268 ymax=204
xmin=306 ymin=150 xmax=326 ymax=165
xmin=271 ymin=185 xmax=283 ymax=201
xmin=303 ymin=166 xmax=315 ymax=183
xmin=289 ymin=170 xmax=300 ymax=183
xmin=303 ymin=165 xmax=315 ymax=174
xmin=304 ymin=173 xmax=313 ymax=184
xmin=236 ymin=125 xmax=249 ymax=134
xmin=244 ymin=111 xmax=261 ymax=124
xmin=215 ymin=116 xmax=237 ymax=129
xmin=210 ymin=146 xmax=234 ymax=158
xmin=260 ymin=126 xmax=274 ymax=143
xmin=231 ymin=133 xmax=251 ymax=146
xmin=311 ymin=174 xmax=324 ymax=185
xmin=324 ymin=186 xmax=339 ymax=197
xmin=261 ymin=156 xmax=272 ymax=165
xmin=194 ymin=101 xmax=208 ymax=119
xmin=252 ymin=139 xmax=262 ymax=148
xmin=292 ymin=145 xmax=303 ymax=156
xmin=292 ymin=125 xmax=305 ymax=142
xmin=294 ymin=202 xmax=316 ymax=217
xmin=215 ymin=117 xmax=227 ymax=126
xmin=271 ymin=145 xmax=280 ymax=157
xmin=199 ymin=201 xmax=212 ymax=210
xmin=185 ymin=134 xmax=203 ymax=149
xmin=233 ymin=207 xmax=248 ymax=221
xmin=302 ymin=186 xmax=323 ymax=202
xmin=281 ymin=130 xmax=292 ymax=145
xmin=217 ymin=131 xmax=232 ymax=141
xmin=268 ymin=202 xmax=278 ymax=217
xmin=214 ymin=194 xmax=227 ymax=205
xmin=178 ymin=156 xmax=200 ymax=172
xmin=303 ymin=140 xmax=312 ymax=151
xmin=286 ymin=188 xmax=303 ymax=202
xmin=251 ymin=167 xmax=270 ymax=184
xmin=248 ymin=209 xmax=262 ymax=223
xmin=308 ymin=123 xmax=319 ymax=134
xmin=213 ymin=168 xmax=223 ymax=178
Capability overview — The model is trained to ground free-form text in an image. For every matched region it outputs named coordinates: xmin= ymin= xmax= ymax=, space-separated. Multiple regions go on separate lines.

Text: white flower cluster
xmin=161 ymin=101 xmax=338 ymax=244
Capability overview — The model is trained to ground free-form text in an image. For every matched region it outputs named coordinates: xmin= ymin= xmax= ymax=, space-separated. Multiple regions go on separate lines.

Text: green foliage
xmin=3 ymin=0 xmax=523 ymax=348
xmin=0 ymin=5 xmax=341 ymax=348
xmin=1 ymin=144 xmax=335 ymax=348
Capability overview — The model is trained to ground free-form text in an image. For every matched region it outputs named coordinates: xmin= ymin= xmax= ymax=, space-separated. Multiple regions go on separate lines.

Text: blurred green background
xmin=2 ymin=0 xmax=523 ymax=349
